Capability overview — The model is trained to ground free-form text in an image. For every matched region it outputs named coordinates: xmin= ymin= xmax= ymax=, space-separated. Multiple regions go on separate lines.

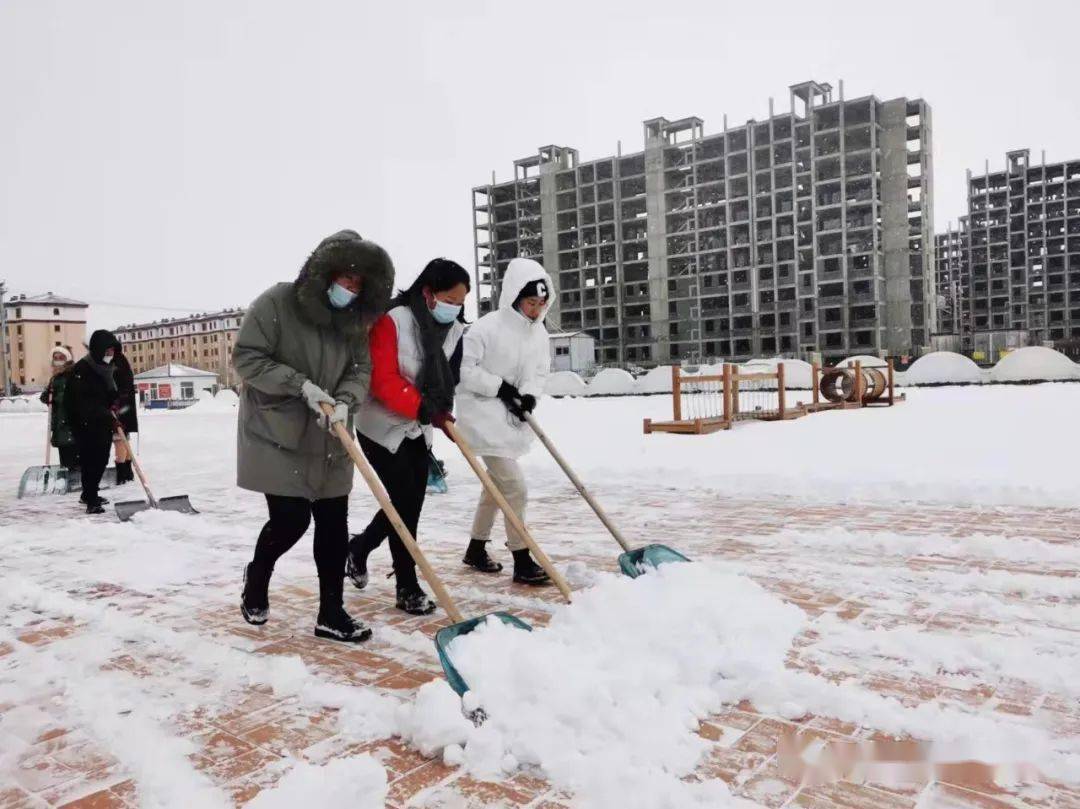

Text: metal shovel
xmin=113 ymin=425 xmax=197 ymax=521
xmin=16 ymin=403 xmax=117 ymax=498
xmin=321 ymin=405 xmax=531 ymax=703
xmin=523 ymin=412 xmax=690 ymax=578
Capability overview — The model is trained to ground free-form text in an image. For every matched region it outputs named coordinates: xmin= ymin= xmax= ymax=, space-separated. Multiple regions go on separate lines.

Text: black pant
xmin=351 ymin=433 xmax=429 ymax=589
xmin=252 ymin=494 xmax=349 ymax=607
xmin=58 ymin=445 xmax=80 ymax=469
xmin=75 ymin=435 xmax=111 ymax=504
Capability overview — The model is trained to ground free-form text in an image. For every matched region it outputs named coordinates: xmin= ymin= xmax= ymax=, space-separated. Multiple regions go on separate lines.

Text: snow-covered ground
xmin=1 ymin=386 xmax=1078 ymax=807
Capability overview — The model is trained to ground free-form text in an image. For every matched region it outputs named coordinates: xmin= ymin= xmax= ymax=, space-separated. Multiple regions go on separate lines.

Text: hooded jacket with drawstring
xmin=454 ymin=258 xmax=552 ymax=459
xmin=233 ymin=230 xmax=394 ymax=500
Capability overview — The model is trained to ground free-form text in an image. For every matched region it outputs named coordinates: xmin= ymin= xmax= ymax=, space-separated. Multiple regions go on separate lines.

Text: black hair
xmin=390 ymin=258 xmax=471 ymax=323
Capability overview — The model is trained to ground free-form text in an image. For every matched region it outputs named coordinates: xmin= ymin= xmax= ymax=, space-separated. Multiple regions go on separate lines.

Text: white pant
xmin=470 ymin=456 xmax=528 ymax=551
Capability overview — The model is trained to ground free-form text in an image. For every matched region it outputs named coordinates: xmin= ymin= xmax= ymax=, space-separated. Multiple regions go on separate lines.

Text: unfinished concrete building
xmin=471 ymin=80 xmax=935 ymax=366
xmin=948 ymin=150 xmax=1080 ymax=354
xmin=934 ymin=222 xmax=968 ymax=346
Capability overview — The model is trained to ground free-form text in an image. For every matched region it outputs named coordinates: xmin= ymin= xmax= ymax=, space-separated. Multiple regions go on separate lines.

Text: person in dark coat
xmin=109 ymin=338 xmax=139 ymax=484
xmin=233 ymin=229 xmax=394 ymax=643
xmin=66 ymin=330 xmax=121 ymax=514
xmin=40 ymin=346 xmax=79 ymax=469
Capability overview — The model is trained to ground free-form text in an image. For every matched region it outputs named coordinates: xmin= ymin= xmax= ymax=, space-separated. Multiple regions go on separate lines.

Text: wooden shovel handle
xmin=321 ymin=403 xmax=464 ymax=624
xmin=523 ymin=413 xmax=632 ymax=554
xmin=443 ymin=420 xmax=573 ymax=604
xmin=113 ymin=423 xmax=157 ymax=507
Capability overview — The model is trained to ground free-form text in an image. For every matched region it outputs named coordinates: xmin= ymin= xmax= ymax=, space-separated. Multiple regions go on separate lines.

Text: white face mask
xmin=103 ymin=354 xmax=114 ymax=364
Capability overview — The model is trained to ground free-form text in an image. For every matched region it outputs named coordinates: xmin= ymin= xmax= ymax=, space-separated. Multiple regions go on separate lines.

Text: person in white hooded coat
xmin=455 ymin=257 xmax=552 ymax=585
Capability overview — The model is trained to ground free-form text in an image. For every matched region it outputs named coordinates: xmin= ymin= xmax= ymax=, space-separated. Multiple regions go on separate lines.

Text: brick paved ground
xmin=2 ymin=492 xmax=1079 ymax=808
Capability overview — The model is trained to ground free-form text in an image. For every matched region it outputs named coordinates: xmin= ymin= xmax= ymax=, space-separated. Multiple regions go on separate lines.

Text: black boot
xmin=85 ymin=499 xmax=106 ymax=515
xmin=512 ymin=549 xmax=551 ymax=586
xmin=80 ymin=493 xmax=108 ymax=505
xmin=241 ymin=562 xmax=271 ymax=626
xmin=395 ymin=580 xmax=436 ymax=616
xmin=345 ymin=531 xmax=377 ymax=590
xmin=463 ymin=539 xmax=503 ymax=573
xmin=315 ymin=577 xmax=371 ymax=642
xmin=116 ymin=461 xmax=133 ymax=485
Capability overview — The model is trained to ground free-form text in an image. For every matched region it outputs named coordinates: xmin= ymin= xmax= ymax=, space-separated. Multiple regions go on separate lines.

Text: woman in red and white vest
xmin=348 ymin=258 xmax=469 ymax=615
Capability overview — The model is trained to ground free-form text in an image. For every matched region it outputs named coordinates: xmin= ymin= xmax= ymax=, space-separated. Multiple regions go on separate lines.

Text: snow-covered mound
xmin=740 ymin=358 xmax=814 ymax=389
xmin=905 ymin=352 xmax=983 ymax=385
xmin=401 ymin=562 xmax=805 ymax=806
xmin=840 ymin=354 xmax=888 ymax=369
xmin=544 ymin=371 xmax=587 ymax=397
xmin=636 ymin=365 xmax=675 ymax=394
xmin=183 ymin=391 xmax=238 ymax=413
xmin=197 ymin=389 xmax=214 ymax=402
xmin=214 ymin=388 xmax=239 ymax=405
xmin=586 ymin=368 xmax=636 ymax=396
xmin=990 ymin=346 xmax=1080 ymax=383
xmin=8 ymin=398 xmax=30 ymax=413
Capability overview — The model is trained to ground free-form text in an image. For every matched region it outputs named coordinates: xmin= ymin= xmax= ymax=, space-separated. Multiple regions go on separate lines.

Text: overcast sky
xmin=2 ymin=0 xmax=1079 ymax=333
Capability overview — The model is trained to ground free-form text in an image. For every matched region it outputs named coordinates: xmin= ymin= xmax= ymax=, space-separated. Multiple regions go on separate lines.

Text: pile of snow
xmin=740 ymin=358 xmax=814 ymax=389
xmin=586 ymin=368 xmax=636 ymax=396
xmin=400 ymin=563 xmax=804 ymax=806
xmin=245 ymin=756 xmax=386 ymax=809
xmin=990 ymin=346 xmax=1080 ymax=383
xmin=840 ymin=354 xmax=888 ymax=369
xmin=197 ymin=389 xmax=215 ymax=402
xmin=182 ymin=392 xmax=237 ymax=413
xmin=215 ymin=388 xmax=239 ymax=404
xmin=0 ymin=399 xmax=12 ymax=412
xmin=544 ymin=371 xmax=588 ymax=398
xmin=904 ymin=352 xmax=983 ymax=385
xmin=636 ymin=365 xmax=676 ymax=394
xmin=8 ymin=398 xmax=30 ymax=414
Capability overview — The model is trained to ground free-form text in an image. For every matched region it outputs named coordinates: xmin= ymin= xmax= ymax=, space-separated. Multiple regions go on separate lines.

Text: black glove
xmin=497 ymin=381 xmax=521 ymax=405
xmin=518 ymin=394 xmax=536 ymax=414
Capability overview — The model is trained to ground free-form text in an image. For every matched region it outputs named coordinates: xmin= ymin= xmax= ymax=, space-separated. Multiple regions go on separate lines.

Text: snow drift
xmin=544 ymin=371 xmax=588 ymax=397
xmin=989 ymin=346 xmax=1079 ymax=383
xmin=586 ymin=368 xmax=636 ymax=396
xmin=904 ymin=351 xmax=983 ymax=385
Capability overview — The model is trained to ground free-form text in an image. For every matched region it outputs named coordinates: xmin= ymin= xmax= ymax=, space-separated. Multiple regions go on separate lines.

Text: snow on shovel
xmin=16 ymin=402 xmax=118 ymax=498
xmin=522 ymin=412 xmax=690 ymax=578
xmin=320 ymin=404 xmax=531 ymax=711
xmin=112 ymin=422 xmax=197 ymax=522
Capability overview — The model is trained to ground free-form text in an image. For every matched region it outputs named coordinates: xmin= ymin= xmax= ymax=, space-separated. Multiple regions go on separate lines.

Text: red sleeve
xmin=369 ymin=314 xmax=422 ymax=419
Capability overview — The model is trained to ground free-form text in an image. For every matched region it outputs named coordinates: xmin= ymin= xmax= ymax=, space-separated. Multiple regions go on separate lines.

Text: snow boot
xmin=315 ymin=605 xmax=371 ymax=643
xmin=115 ymin=461 xmax=133 ymax=485
xmin=241 ymin=562 xmax=271 ymax=626
xmin=85 ymin=499 xmax=106 ymax=515
xmin=345 ymin=531 xmax=378 ymax=590
xmin=395 ymin=581 xmax=436 ymax=616
xmin=463 ymin=539 xmax=503 ymax=573
xmin=80 ymin=493 xmax=108 ymax=505
xmin=512 ymin=549 xmax=551 ymax=586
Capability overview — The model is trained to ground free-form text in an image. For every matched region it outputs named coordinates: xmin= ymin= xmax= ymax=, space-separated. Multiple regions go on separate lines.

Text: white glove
xmin=300 ymin=380 xmax=335 ymax=416
xmin=319 ymin=401 xmax=349 ymax=432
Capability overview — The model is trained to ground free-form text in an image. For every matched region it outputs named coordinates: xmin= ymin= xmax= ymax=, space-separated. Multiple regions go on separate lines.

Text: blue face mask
xmin=431 ymin=299 xmax=461 ymax=324
xmin=327 ymin=282 xmax=357 ymax=309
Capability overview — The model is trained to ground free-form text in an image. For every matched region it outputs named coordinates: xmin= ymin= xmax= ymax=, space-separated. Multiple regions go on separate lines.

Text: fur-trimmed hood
xmin=294 ymin=229 xmax=395 ymax=342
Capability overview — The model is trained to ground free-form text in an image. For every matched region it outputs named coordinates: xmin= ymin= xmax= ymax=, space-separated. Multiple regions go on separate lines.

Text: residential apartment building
xmin=1 ymin=292 xmax=88 ymax=392
xmin=944 ymin=150 xmax=1080 ymax=352
xmin=472 ymin=80 xmax=935 ymax=366
xmin=113 ymin=309 xmax=244 ymax=388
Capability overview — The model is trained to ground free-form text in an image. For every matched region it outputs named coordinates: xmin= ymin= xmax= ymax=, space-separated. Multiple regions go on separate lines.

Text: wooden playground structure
xmin=644 ymin=359 xmax=902 ymax=436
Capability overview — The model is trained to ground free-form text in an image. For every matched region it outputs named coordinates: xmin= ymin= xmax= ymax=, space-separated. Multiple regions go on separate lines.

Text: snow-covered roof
xmin=135 ymin=363 xmax=218 ymax=379
xmin=4 ymin=292 xmax=88 ymax=307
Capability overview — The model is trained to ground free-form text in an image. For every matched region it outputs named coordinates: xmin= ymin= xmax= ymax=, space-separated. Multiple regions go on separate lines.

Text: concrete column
xmin=880 ymin=98 xmax=913 ymax=356
xmin=644 ymin=127 xmax=669 ymax=363
xmin=539 ymin=163 xmax=562 ymax=329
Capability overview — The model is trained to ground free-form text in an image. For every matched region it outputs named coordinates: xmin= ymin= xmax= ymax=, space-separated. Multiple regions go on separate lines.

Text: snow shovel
xmin=17 ymin=402 xmax=79 ymax=498
xmin=426 ymin=451 xmax=448 ymax=495
xmin=523 ymin=413 xmax=690 ymax=578
xmin=442 ymin=421 xmax=573 ymax=603
xmin=113 ymin=425 xmax=197 ymax=521
xmin=321 ymin=405 xmax=531 ymax=702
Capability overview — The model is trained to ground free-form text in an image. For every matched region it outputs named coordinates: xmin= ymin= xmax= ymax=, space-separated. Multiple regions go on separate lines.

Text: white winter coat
xmin=455 ymin=258 xmax=552 ymax=459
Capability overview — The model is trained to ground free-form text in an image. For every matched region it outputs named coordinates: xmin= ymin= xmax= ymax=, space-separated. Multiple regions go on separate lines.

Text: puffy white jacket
xmin=455 ymin=258 xmax=552 ymax=458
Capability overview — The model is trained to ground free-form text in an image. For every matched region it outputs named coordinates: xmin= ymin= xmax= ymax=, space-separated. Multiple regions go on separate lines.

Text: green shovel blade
xmin=617 ymin=544 xmax=692 ymax=579
xmin=435 ymin=612 xmax=533 ymax=698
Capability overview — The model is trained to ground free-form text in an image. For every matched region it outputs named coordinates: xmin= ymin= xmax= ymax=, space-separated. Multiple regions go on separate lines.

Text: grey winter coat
xmin=234 ymin=230 xmax=394 ymax=500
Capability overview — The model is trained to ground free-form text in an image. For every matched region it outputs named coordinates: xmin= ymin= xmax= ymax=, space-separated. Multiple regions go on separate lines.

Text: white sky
xmin=2 ymin=0 xmax=1079 ymax=333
